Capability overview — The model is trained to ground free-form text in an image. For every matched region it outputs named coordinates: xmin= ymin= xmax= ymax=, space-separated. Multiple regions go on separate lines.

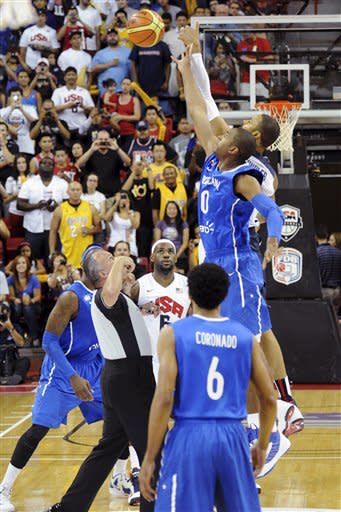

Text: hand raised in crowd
xmin=108 ymin=137 xmax=119 ymax=151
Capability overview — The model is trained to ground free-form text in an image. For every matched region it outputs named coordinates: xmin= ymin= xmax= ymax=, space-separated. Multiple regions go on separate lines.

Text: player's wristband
xmin=249 ymin=193 xmax=285 ymax=241
xmin=42 ymin=330 xmax=76 ymax=379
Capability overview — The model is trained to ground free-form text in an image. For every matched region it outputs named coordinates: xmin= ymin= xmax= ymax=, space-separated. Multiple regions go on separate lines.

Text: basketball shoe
xmin=0 ymin=484 xmax=14 ymax=512
xmin=277 ymin=399 xmax=304 ymax=437
xmin=128 ymin=467 xmax=140 ymax=507
xmin=109 ymin=472 xmax=131 ymax=497
xmin=247 ymin=424 xmax=291 ymax=479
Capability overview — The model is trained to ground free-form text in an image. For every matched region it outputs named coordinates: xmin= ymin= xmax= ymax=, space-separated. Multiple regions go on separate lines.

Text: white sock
xmin=129 ymin=446 xmax=140 ymax=472
xmin=113 ymin=458 xmax=127 ymax=476
xmin=1 ymin=463 xmax=21 ymax=490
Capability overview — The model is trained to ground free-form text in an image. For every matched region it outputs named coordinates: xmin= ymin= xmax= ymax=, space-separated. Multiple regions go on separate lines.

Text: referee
xmin=45 ymin=248 xmax=156 ymax=512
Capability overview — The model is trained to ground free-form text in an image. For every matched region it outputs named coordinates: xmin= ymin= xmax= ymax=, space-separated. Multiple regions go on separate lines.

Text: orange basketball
xmin=127 ymin=9 xmax=165 ymax=48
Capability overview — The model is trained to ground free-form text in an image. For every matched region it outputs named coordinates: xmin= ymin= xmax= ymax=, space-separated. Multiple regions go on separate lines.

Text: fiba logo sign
xmin=280 ymin=204 xmax=303 ymax=242
xmin=272 ymin=248 xmax=303 ymax=286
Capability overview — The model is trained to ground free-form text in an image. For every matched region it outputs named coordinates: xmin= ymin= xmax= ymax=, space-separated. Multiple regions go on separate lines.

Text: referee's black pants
xmin=60 ymin=356 xmax=156 ymax=512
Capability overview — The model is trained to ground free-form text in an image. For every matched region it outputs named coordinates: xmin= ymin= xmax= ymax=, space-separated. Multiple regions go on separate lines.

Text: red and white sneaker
xmin=277 ymin=399 xmax=304 ymax=437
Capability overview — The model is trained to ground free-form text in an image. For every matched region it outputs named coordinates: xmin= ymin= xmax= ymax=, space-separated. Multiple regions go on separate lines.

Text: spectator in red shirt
xmin=57 ymin=6 xmax=94 ymax=51
xmin=110 ymin=78 xmax=141 ymax=144
xmin=237 ymin=33 xmax=273 ymax=99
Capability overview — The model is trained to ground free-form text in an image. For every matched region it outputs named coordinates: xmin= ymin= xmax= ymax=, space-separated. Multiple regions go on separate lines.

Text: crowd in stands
xmin=0 ymin=0 xmax=305 ymax=349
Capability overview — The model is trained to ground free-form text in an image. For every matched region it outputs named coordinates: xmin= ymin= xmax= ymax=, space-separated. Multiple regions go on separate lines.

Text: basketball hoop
xmin=255 ymin=100 xmax=302 ymax=152
xmin=0 ymin=0 xmax=36 ymax=30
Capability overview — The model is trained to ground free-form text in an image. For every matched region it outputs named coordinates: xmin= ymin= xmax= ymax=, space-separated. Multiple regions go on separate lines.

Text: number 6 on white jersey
xmin=207 ymin=356 xmax=224 ymax=400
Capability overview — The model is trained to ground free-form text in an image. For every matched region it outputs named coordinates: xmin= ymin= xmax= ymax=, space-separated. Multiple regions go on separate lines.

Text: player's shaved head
xmin=230 ymin=128 xmax=257 ymax=163
xmin=259 ymin=114 xmax=280 ymax=148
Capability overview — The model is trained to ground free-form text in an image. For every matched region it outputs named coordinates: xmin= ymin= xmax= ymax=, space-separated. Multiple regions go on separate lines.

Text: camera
xmin=0 ymin=302 xmax=10 ymax=323
xmin=13 ymin=94 xmax=19 ymax=102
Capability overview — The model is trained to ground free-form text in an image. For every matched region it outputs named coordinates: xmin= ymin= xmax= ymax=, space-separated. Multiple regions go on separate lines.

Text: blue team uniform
xmin=32 ymin=281 xmax=103 ymax=428
xmin=198 ymin=154 xmax=271 ymax=336
xmin=155 ymin=315 xmax=261 ymax=512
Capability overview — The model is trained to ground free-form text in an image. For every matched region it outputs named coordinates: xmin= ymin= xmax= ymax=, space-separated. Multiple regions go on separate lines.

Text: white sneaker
xmin=247 ymin=425 xmax=291 ymax=479
xmin=0 ymin=485 xmax=15 ymax=512
xmin=128 ymin=468 xmax=140 ymax=507
xmin=109 ymin=472 xmax=131 ymax=497
xmin=277 ymin=399 xmax=304 ymax=437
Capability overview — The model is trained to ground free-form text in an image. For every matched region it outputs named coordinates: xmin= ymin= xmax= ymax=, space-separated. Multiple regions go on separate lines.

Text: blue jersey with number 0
xmin=198 ymin=154 xmax=265 ymax=274
xmin=172 ymin=315 xmax=253 ymax=420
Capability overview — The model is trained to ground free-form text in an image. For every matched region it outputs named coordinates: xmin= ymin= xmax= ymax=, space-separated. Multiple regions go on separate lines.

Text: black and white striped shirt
xmin=91 ymin=291 xmax=152 ymax=360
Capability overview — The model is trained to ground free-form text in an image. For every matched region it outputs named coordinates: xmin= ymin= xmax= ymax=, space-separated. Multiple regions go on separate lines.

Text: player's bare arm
xmin=48 ymin=205 xmax=62 ymax=255
xmin=44 ymin=291 xmax=94 ymax=401
xmin=250 ymin=338 xmax=277 ymax=476
xmin=101 ymin=256 xmax=135 ymax=307
xmin=173 ymin=47 xmax=217 ymax=155
xmin=139 ymin=326 xmax=178 ymax=502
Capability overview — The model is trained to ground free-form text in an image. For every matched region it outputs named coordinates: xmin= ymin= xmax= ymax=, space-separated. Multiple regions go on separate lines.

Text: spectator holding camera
xmin=7 ymin=255 xmax=41 ymax=347
xmin=104 ymin=190 xmax=140 ymax=256
xmin=30 ymin=58 xmax=57 ymax=102
xmin=4 ymin=154 xmax=28 ymax=236
xmin=76 ymin=129 xmax=131 ymax=197
xmin=49 ymin=181 xmax=101 ymax=268
xmin=51 ymin=66 xmax=94 ymax=133
xmin=17 ymin=157 xmax=68 ymax=266
xmin=81 ymin=173 xmax=107 ymax=245
xmin=109 ymin=77 xmax=142 ymax=144
xmin=0 ymin=301 xmax=30 ymax=385
xmin=29 ymin=98 xmax=71 ymax=147
xmin=47 ymin=251 xmax=81 ymax=304
xmin=0 ymin=87 xmax=38 ymax=155
xmin=19 ymin=8 xmax=60 ymax=70
xmin=16 ymin=69 xmax=42 ymax=112
xmin=57 ymin=6 xmax=95 ymax=51
xmin=0 ymin=121 xmax=19 ymax=185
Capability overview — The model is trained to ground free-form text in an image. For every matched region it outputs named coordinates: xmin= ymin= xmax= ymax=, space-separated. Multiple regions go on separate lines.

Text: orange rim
xmin=256 ymin=100 xmax=302 ymax=119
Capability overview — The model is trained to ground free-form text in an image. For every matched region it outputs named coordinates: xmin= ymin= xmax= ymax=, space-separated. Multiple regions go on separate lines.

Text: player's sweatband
xmin=42 ymin=331 xmax=76 ymax=379
xmin=191 ymin=53 xmax=220 ymax=121
xmin=249 ymin=193 xmax=285 ymax=241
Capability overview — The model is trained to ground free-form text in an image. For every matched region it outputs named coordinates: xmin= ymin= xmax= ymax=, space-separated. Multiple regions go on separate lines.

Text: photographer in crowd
xmin=76 ymin=129 xmax=131 ymax=197
xmin=29 ymin=98 xmax=71 ymax=147
xmin=0 ymin=301 xmax=30 ymax=385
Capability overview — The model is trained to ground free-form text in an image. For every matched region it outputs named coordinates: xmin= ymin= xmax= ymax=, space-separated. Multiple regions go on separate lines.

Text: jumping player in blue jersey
xmin=173 ymin=44 xmax=294 ymax=479
xmin=0 ymin=247 xmax=106 ymax=512
xmin=139 ymin=263 xmax=277 ymax=511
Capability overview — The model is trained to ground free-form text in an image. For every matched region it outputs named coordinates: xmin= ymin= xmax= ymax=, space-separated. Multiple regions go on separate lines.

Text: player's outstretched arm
xmin=250 ymin=339 xmax=277 ymax=476
xmin=139 ymin=326 xmax=178 ymax=502
xmin=235 ymin=174 xmax=284 ymax=267
xmin=179 ymin=25 xmax=230 ymax=137
xmin=173 ymin=47 xmax=217 ymax=155
xmin=43 ymin=291 xmax=94 ymax=401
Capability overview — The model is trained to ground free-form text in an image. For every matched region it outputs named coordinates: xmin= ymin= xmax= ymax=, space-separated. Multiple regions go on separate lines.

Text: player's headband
xmin=151 ymin=239 xmax=176 ymax=255
xmin=81 ymin=244 xmax=102 ymax=266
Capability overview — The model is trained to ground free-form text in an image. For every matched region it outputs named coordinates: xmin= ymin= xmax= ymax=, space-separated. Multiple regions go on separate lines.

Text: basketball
xmin=127 ymin=9 xmax=165 ymax=48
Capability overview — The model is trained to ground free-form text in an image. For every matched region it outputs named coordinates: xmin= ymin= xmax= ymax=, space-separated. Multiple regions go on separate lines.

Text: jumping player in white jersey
xmin=109 ymin=239 xmax=190 ymax=504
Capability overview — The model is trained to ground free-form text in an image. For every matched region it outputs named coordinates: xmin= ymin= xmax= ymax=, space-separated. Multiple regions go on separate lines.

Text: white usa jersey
xmin=138 ymin=272 xmax=190 ymax=377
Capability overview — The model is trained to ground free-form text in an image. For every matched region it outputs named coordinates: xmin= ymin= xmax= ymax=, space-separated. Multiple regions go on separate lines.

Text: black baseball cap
xmin=36 ymin=8 xmax=47 ymax=15
xmin=136 ymin=121 xmax=148 ymax=131
xmin=107 ymin=27 xmax=118 ymax=35
xmin=69 ymin=30 xmax=82 ymax=39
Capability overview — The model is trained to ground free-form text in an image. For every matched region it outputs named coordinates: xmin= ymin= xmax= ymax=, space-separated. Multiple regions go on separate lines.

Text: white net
xmin=0 ymin=0 xmax=36 ymax=30
xmin=256 ymin=102 xmax=302 ymax=152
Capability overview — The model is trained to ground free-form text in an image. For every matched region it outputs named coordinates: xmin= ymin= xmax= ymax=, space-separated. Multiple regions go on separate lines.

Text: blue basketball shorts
xmin=32 ymin=353 xmax=104 ymax=428
xmin=155 ymin=419 xmax=261 ymax=512
xmin=205 ymin=253 xmax=271 ymax=338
